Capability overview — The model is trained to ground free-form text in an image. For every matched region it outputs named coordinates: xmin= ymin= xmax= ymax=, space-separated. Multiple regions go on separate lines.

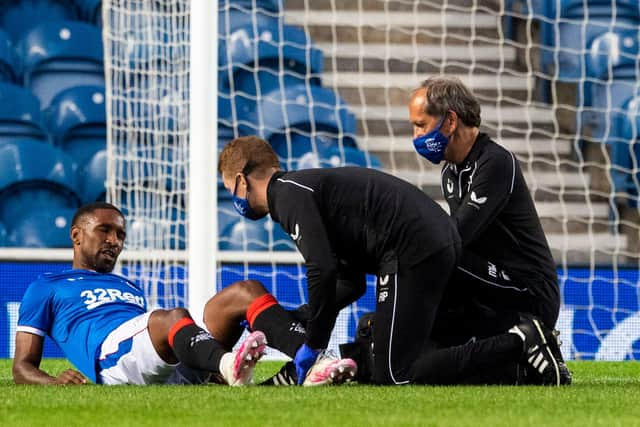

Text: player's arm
xmin=280 ymin=188 xmax=338 ymax=350
xmin=452 ymin=151 xmax=516 ymax=246
xmin=13 ymin=332 xmax=86 ymax=385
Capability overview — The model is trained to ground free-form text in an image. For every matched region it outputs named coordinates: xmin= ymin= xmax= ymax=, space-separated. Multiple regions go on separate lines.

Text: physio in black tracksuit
xmin=439 ymin=134 xmax=560 ymax=338
xmin=218 ymin=135 xmax=567 ymax=386
xmin=410 ymin=76 xmax=560 ymax=344
xmin=267 ymin=167 xmax=461 ymax=384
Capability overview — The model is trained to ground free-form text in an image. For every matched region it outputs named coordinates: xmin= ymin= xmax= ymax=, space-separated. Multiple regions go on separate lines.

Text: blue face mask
xmin=412 ymin=117 xmax=450 ymax=164
xmin=232 ymin=173 xmax=267 ymax=221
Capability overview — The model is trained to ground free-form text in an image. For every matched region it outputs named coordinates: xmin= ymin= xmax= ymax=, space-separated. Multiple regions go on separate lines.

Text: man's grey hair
xmin=414 ymin=77 xmax=481 ymax=127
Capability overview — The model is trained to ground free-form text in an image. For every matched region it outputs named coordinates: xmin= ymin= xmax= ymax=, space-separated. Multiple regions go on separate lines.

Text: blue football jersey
xmin=17 ymin=269 xmax=147 ymax=383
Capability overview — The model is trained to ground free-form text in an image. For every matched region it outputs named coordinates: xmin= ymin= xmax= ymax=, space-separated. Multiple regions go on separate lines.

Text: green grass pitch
xmin=2 ymin=360 xmax=640 ymax=426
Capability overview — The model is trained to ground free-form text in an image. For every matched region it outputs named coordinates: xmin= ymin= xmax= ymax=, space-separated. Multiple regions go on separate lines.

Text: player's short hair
xmin=71 ymin=202 xmax=124 ymax=228
xmin=218 ymin=135 xmax=280 ymax=179
xmin=415 ymin=76 xmax=481 ymax=128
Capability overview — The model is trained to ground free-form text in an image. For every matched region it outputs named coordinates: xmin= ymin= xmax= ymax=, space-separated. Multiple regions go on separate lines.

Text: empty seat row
xmin=0 ymin=21 xmax=103 ymax=107
xmin=0 ymin=82 xmax=105 ymax=165
xmin=506 ymin=1 xmax=640 ymax=89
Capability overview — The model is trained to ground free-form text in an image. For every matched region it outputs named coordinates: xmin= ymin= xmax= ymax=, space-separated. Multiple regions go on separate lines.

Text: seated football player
xmin=12 ymin=202 xmax=267 ymax=386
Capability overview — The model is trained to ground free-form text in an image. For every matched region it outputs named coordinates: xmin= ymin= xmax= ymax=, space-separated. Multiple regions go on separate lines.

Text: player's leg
xmin=204 ymin=279 xmax=307 ymax=358
xmin=147 ymin=308 xmax=266 ymax=386
xmin=203 ymin=279 xmax=268 ymax=349
xmin=203 ymin=279 xmax=357 ymax=386
xmin=202 ymin=279 xmax=304 ymax=386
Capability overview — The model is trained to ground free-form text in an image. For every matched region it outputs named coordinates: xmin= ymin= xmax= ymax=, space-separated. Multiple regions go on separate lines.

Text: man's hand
xmin=55 ymin=369 xmax=87 ymax=385
xmin=294 ymin=344 xmax=320 ymax=385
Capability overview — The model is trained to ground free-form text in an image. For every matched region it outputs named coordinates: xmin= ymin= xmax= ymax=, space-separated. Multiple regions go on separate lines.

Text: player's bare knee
xmin=167 ymin=307 xmax=191 ymax=323
xmin=237 ymin=279 xmax=269 ymax=300
xmin=149 ymin=307 xmax=191 ymax=330
xmin=203 ymin=280 xmax=268 ymax=323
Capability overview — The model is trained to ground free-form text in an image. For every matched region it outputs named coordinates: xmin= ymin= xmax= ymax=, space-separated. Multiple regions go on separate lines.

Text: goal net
xmin=103 ymin=0 xmax=190 ymax=309
xmin=103 ymin=0 xmax=640 ymax=360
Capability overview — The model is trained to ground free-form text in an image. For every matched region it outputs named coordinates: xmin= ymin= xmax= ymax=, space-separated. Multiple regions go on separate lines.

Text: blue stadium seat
xmin=217 ymin=123 xmax=236 ymax=201
xmin=219 ymin=0 xmax=282 ymax=14
xmin=219 ymin=122 xmax=236 ymax=150
xmin=219 ymin=217 xmax=293 ymax=251
xmin=561 ymin=0 xmax=640 ymax=20
xmin=321 ymin=146 xmax=383 ymax=169
xmin=79 ymin=149 xmax=106 ymax=203
xmin=46 ymin=85 xmax=106 ymax=165
xmin=271 ymin=132 xmax=340 ymax=165
xmin=240 ymin=84 xmax=358 ymax=168
xmin=231 ymin=71 xmax=322 ymax=123
xmin=219 ymin=14 xmax=323 ymax=126
xmin=76 ymin=0 xmax=102 ymax=25
xmin=585 ymin=30 xmax=640 ymax=138
xmin=540 ymin=1 xmax=640 ymax=80
xmin=609 ymin=96 xmax=640 ymax=203
xmin=0 ymin=0 xmax=78 ymax=42
xmin=18 ymin=21 xmax=104 ymax=107
xmin=271 ymin=222 xmax=295 ymax=251
xmin=0 ymin=83 xmax=48 ymax=142
xmin=503 ymin=0 xmax=547 ymax=40
xmin=0 ymin=30 xmax=17 ymax=83
xmin=116 ymin=13 xmax=188 ymax=98
xmin=118 ymin=193 xmax=186 ymax=249
xmin=219 ymin=94 xmax=233 ymax=125
xmin=218 ymin=7 xmax=282 ymax=40
xmin=283 ymin=145 xmax=383 ymax=171
xmin=7 ymin=207 xmax=75 ymax=248
xmin=587 ymin=30 xmax=639 ymax=82
xmin=112 ymin=88 xmax=185 ymax=135
xmin=128 ymin=207 xmax=186 ymax=250
xmin=218 ymin=200 xmax=239 ymax=236
xmin=0 ymin=139 xmax=80 ymax=228
xmin=251 ymin=84 xmax=356 ymax=141
xmin=0 ymin=220 xmax=6 ymax=246
xmin=219 ymin=17 xmax=323 ymax=90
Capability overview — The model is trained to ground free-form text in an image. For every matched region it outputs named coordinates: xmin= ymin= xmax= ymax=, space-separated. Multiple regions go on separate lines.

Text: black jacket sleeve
xmin=276 ymin=185 xmax=338 ymax=349
xmin=453 ymin=150 xmax=516 ymax=246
